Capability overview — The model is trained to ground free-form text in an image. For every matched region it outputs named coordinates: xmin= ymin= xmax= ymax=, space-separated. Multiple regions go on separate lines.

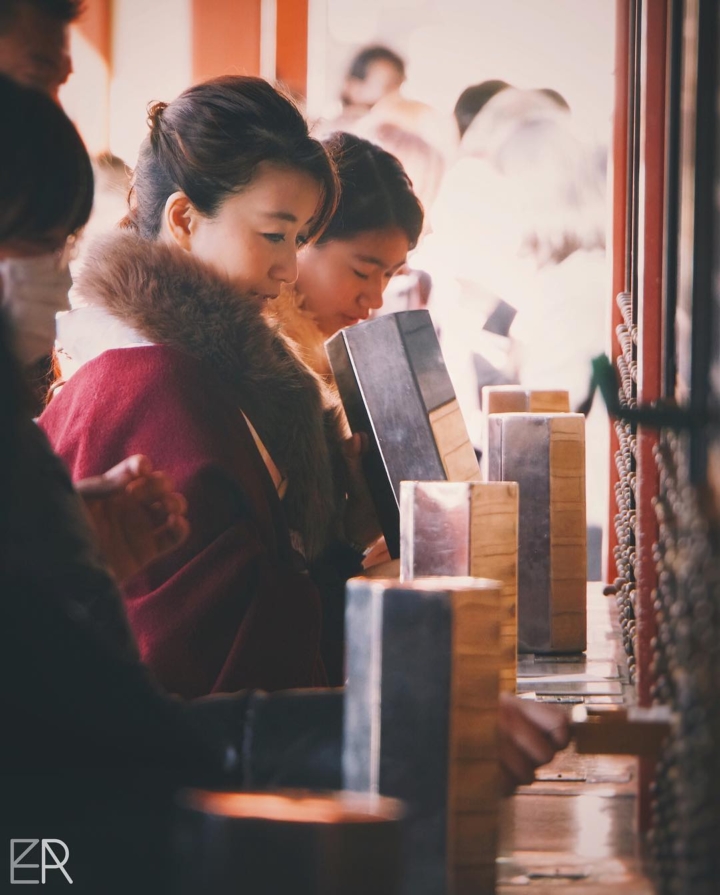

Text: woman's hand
xmin=498 ymin=692 xmax=570 ymax=795
xmin=342 ymin=432 xmax=382 ymax=549
xmin=76 ymin=454 xmax=190 ymax=584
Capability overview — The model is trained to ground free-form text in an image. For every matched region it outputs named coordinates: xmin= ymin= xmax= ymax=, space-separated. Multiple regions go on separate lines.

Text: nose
xmin=270 ymin=245 xmax=299 ymax=285
xmin=360 ymin=282 xmax=384 ymax=312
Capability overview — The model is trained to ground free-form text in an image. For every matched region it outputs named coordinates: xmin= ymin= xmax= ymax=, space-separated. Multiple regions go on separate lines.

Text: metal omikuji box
xmin=399 ymin=480 xmax=519 ymax=692
xmin=343 ymin=577 xmax=502 ymax=895
xmin=326 ymin=311 xmax=479 ymax=557
xmin=486 ymin=412 xmax=587 ymax=654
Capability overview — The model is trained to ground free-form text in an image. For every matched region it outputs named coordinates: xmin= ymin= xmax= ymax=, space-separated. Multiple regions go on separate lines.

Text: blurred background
xmin=62 ymin=0 xmax=614 ymax=166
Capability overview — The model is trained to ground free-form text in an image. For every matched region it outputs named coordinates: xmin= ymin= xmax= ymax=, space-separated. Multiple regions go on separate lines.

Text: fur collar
xmin=265 ymin=285 xmax=332 ymax=378
xmin=76 ymin=231 xmax=347 ymax=559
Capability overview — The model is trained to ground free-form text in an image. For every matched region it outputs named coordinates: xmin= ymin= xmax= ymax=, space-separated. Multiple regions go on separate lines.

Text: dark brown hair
xmin=319 ymin=132 xmax=423 ymax=250
xmin=454 ymin=80 xmax=511 ymax=137
xmin=0 ymin=74 xmax=93 ymax=244
xmin=124 ymin=76 xmax=339 ymax=241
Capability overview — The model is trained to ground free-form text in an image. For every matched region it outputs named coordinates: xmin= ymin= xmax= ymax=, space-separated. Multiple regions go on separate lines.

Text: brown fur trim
xmin=265 ymin=285 xmax=332 ymax=378
xmin=76 ymin=231 xmax=347 ymax=559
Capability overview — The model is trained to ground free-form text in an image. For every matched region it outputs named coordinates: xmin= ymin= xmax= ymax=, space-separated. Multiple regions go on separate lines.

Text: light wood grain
xmin=429 ymin=399 xmax=481 ymax=482
xmin=482 ymin=385 xmax=570 ymax=415
xmin=469 ymin=482 xmax=519 ymax=693
xmin=549 ymin=415 xmax=587 ymax=651
xmin=447 ymin=583 xmax=502 ymax=894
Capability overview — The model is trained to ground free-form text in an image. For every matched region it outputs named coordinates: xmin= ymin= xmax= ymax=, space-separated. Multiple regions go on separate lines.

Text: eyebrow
xmin=261 ymin=211 xmax=297 ymax=223
xmin=354 ymin=253 xmax=405 ymax=270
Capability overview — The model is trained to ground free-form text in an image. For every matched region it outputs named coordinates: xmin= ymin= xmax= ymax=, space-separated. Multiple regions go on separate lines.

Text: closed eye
xmin=352 ymin=269 xmax=370 ymax=280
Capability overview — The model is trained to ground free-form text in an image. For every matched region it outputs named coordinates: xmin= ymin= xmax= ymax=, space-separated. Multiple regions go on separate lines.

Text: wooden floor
xmin=497 ymin=584 xmax=654 ymax=893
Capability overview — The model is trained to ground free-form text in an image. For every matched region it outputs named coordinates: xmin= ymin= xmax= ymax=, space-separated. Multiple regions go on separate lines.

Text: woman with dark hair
xmin=40 ymin=76 xmax=371 ymax=698
xmin=269 ymin=132 xmax=424 ymax=379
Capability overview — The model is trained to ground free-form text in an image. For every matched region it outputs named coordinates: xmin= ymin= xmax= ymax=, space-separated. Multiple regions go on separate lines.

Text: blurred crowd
xmin=317 ymin=44 xmax=609 ymax=570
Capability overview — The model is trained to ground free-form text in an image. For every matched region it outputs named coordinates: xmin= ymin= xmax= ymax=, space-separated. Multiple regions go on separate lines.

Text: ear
xmin=163 ymin=191 xmax=197 ymax=252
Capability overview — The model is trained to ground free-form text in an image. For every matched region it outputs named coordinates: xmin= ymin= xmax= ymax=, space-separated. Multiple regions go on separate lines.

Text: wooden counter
xmin=497 ymin=584 xmax=654 ymax=893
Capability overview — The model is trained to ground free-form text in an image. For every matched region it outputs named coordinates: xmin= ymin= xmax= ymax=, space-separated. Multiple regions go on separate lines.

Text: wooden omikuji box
xmin=486 ymin=413 xmax=587 ymax=654
xmin=481 ymin=386 xmax=570 ymax=416
xmin=480 ymin=387 xmax=570 ymax=478
xmin=343 ymin=577 xmax=502 ymax=895
xmin=399 ymin=481 xmax=519 ymax=693
xmin=326 ymin=311 xmax=480 ymax=558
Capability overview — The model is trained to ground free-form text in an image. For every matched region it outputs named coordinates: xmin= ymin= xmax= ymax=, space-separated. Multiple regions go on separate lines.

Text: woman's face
xmin=296 ymin=227 xmax=410 ymax=337
xmin=183 ymin=162 xmax=324 ymax=301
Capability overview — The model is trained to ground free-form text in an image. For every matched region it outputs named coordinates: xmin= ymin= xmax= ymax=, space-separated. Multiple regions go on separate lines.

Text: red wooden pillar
xmin=192 ymin=0 xmax=262 ymax=84
xmin=636 ymin=0 xmax=666 ymax=709
xmin=276 ymin=0 xmax=308 ymax=100
xmin=636 ymin=0 xmax=668 ymax=834
xmin=76 ymin=0 xmax=112 ymax=68
xmin=607 ymin=0 xmax=631 ymax=586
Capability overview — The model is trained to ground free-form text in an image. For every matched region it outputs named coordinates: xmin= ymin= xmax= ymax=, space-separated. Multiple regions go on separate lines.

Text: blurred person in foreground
xmin=0 ymin=0 xmax=77 ymax=99
xmin=0 ymin=22 xmax=191 ymax=585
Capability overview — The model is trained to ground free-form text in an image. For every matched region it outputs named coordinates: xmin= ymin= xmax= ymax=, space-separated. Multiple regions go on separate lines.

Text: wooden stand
xmin=174 ymin=790 xmax=404 ymax=895
xmin=570 ymin=705 xmax=673 ymax=756
xmin=487 ymin=413 xmax=587 ymax=653
xmin=400 ymin=481 xmax=519 ymax=693
xmin=344 ymin=577 xmax=501 ymax=895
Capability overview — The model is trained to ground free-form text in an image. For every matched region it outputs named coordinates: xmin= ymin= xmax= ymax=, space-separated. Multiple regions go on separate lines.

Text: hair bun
xmin=147 ymin=101 xmax=168 ymax=132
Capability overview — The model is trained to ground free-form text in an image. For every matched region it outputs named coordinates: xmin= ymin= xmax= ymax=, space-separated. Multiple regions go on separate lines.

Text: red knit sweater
xmin=40 ymin=345 xmax=326 ymax=698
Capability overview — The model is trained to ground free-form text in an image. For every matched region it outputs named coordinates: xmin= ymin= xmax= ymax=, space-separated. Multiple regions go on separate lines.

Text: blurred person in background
xmin=340 ymin=43 xmax=406 ymax=116
xmin=57 ymin=152 xmax=132 ymax=379
xmin=453 ymin=78 xmax=511 ymax=138
xmin=422 ymin=86 xmax=607 ymax=575
xmin=418 ymin=88 xmax=575 ymax=445
xmin=356 ymin=92 xmax=459 ymax=164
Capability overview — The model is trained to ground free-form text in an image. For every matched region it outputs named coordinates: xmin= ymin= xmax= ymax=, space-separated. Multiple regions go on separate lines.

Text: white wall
xmin=109 ymin=0 xmax=192 ymax=167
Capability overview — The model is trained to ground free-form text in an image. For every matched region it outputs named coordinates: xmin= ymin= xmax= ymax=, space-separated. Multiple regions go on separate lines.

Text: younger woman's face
xmin=185 ymin=161 xmax=323 ymax=301
xmin=296 ymin=227 xmax=410 ymax=337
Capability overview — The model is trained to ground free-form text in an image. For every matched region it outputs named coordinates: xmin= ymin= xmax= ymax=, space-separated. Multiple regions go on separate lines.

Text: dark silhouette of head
xmin=453 ymin=80 xmax=511 ymax=137
xmin=341 ymin=45 xmax=406 ymax=111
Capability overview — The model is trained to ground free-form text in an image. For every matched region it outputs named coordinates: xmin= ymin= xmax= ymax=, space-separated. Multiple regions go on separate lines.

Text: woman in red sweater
xmin=40 ymin=76 xmax=372 ymax=698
